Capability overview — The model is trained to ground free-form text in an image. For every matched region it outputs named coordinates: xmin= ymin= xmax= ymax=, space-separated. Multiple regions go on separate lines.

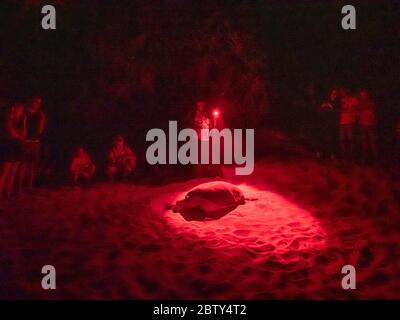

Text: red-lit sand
xmin=1 ymin=159 xmax=400 ymax=299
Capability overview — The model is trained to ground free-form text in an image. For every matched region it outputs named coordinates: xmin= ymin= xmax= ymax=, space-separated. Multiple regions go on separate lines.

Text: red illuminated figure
xmin=0 ymin=103 xmax=26 ymax=198
xmin=194 ymin=101 xmax=211 ymax=140
xmin=70 ymin=147 xmax=96 ymax=184
xmin=192 ymin=101 xmax=224 ymax=177
xmin=20 ymin=96 xmax=47 ymax=190
xmin=106 ymin=136 xmax=137 ymax=180
xmin=339 ymin=90 xmax=358 ymax=161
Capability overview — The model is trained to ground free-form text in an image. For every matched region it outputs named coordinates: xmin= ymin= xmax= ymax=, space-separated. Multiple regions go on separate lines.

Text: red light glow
xmin=156 ymin=184 xmax=326 ymax=253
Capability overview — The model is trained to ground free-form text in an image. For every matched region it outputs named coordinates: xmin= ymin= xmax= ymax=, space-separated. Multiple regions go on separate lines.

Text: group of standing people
xmin=316 ymin=87 xmax=378 ymax=164
xmin=0 ymin=96 xmax=46 ymax=198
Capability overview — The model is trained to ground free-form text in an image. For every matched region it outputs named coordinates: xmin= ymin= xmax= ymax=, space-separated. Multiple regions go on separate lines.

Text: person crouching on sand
xmin=70 ymin=147 xmax=96 ymax=184
xmin=106 ymin=136 xmax=136 ymax=180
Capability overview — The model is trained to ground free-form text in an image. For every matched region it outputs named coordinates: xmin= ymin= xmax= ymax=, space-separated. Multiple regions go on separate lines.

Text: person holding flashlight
xmin=194 ymin=100 xmax=211 ymax=140
xmin=193 ymin=100 xmax=211 ymax=177
xmin=193 ymin=100 xmax=224 ymax=178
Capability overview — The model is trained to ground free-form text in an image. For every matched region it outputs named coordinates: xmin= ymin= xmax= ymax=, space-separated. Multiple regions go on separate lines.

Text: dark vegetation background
xmin=0 ymin=0 xmax=399 ymax=172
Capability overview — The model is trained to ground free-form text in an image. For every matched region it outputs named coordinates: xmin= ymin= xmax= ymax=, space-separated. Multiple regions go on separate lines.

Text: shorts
xmin=22 ymin=140 xmax=41 ymax=164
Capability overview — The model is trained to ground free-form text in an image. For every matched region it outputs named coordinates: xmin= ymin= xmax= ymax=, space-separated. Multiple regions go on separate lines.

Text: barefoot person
xmin=20 ymin=96 xmax=46 ymax=190
xmin=0 ymin=103 xmax=26 ymax=198
xmin=106 ymin=136 xmax=136 ymax=180
xmin=70 ymin=147 xmax=96 ymax=184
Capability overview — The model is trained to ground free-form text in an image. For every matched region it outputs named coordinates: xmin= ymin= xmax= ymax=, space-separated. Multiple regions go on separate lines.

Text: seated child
xmin=106 ymin=136 xmax=136 ymax=180
xmin=70 ymin=147 xmax=96 ymax=184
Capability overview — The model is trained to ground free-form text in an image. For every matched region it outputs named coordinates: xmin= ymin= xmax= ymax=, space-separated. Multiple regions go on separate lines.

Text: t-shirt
xmin=340 ymin=96 xmax=358 ymax=125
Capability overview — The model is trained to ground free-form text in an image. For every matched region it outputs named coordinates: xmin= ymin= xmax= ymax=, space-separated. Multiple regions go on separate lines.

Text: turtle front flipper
xmin=164 ymin=202 xmax=180 ymax=212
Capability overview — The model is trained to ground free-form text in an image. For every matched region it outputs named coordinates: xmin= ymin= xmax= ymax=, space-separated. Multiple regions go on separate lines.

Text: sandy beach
xmin=1 ymin=157 xmax=399 ymax=299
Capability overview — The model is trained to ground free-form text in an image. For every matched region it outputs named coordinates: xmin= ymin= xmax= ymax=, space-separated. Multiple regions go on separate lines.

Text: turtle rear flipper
xmin=164 ymin=202 xmax=182 ymax=213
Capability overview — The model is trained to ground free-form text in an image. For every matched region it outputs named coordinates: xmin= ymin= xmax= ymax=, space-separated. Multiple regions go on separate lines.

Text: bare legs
xmin=0 ymin=162 xmax=20 ymax=198
xmin=16 ymin=162 xmax=28 ymax=193
xmin=25 ymin=163 xmax=35 ymax=190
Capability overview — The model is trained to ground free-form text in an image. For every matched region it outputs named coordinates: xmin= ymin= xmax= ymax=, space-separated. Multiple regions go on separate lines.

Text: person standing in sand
xmin=193 ymin=100 xmax=215 ymax=177
xmin=316 ymin=88 xmax=340 ymax=160
xmin=0 ymin=102 xmax=26 ymax=198
xmin=19 ymin=96 xmax=47 ymax=191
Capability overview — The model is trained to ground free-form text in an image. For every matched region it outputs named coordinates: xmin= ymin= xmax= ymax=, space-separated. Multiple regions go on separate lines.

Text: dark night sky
xmin=1 ymin=1 xmax=399 ymax=106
